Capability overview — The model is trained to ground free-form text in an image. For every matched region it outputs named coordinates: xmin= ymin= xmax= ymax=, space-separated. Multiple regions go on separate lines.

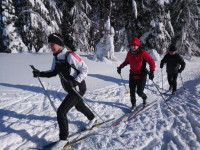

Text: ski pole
xmin=151 ymin=80 xmax=175 ymax=114
xmin=161 ymin=68 xmax=164 ymax=90
xmin=119 ymin=74 xmax=130 ymax=94
xmin=180 ymin=73 xmax=186 ymax=90
xmin=30 ymin=65 xmax=57 ymax=112
xmin=58 ymin=73 xmax=122 ymax=138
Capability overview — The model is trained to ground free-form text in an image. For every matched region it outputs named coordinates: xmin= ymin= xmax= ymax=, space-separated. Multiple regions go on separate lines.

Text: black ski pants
xmin=129 ymin=74 xmax=147 ymax=107
xmin=167 ymin=73 xmax=178 ymax=92
xmin=57 ymin=80 xmax=95 ymax=140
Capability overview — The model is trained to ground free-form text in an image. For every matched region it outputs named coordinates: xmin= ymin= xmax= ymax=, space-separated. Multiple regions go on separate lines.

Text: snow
xmin=0 ymin=51 xmax=200 ymax=150
xmin=3 ymin=23 xmax=28 ymax=53
xmin=157 ymin=0 xmax=171 ymax=5
xmin=132 ymin=0 xmax=137 ymax=19
xmin=147 ymin=49 xmax=161 ymax=61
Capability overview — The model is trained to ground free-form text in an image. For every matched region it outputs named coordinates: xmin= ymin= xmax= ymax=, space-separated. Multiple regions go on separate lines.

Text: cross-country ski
xmin=37 ymin=118 xmax=114 ymax=149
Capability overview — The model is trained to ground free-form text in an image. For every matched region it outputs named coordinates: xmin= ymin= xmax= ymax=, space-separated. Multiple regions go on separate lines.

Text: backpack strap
xmin=65 ymin=51 xmax=80 ymax=74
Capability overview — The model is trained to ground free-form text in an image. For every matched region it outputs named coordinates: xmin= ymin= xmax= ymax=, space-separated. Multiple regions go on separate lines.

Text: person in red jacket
xmin=117 ymin=37 xmax=156 ymax=111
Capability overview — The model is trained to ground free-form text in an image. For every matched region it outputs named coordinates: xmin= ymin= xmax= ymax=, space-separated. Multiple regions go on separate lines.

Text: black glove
xmin=149 ymin=71 xmax=154 ymax=80
xmin=68 ymin=76 xmax=79 ymax=87
xmin=32 ymin=69 xmax=40 ymax=77
xmin=178 ymin=69 xmax=183 ymax=73
xmin=160 ymin=64 xmax=163 ymax=69
xmin=117 ymin=67 xmax=122 ymax=74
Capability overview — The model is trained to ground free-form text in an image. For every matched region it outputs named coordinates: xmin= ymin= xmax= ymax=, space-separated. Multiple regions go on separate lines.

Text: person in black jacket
xmin=32 ymin=33 xmax=96 ymax=149
xmin=160 ymin=45 xmax=186 ymax=95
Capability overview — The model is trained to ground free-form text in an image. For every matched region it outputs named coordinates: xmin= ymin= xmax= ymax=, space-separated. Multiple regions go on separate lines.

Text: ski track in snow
xmin=0 ymin=58 xmax=200 ymax=150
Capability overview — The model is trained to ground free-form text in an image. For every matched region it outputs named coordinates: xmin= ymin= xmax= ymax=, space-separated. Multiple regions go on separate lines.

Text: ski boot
xmin=52 ymin=139 xmax=68 ymax=150
xmin=143 ymin=98 xmax=147 ymax=107
xmin=85 ymin=118 xmax=97 ymax=129
xmin=169 ymin=85 xmax=173 ymax=90
xmin=172 ymin=90 xmax=176 ymax=95
xmin=129 ymin=105 xmax=136 ymax=112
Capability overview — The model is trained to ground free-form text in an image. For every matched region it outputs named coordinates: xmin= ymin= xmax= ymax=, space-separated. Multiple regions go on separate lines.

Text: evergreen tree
xmin=0 ymin=0 xmax=199 ymax=57
xmin=170 ymin=0 xmax=200 ymax=56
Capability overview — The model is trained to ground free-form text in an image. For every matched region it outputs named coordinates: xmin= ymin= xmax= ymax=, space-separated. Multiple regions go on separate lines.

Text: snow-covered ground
xmin=0 ymin=52 xmax=200 ymax=150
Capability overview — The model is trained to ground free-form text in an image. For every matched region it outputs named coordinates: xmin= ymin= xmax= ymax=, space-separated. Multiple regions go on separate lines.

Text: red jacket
xmin=120 ymin=49 xmax=156 ymax=79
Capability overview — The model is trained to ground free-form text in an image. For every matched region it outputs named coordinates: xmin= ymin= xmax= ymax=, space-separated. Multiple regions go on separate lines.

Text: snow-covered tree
xmin=69 ymin=0 xmax=92 ymax=52
xmin=18 ymin=0 xmax=62 ymax=52
xmin=0 ymin=0 xmax=27 ymax=53
xmin=0 ymin=0 xmax=62 ymax=53
xmin=115 ymin=28 xmax=129 ymax=52
xmin=93 ymin=17 xmax=117 ymax=61
xmin=0 ymin=0 xmax=199 ymax=57
xmin=170 ymin=0 xmax=200 ymax=56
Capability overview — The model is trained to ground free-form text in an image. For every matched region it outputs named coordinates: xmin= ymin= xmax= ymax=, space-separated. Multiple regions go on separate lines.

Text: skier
xmin=117 ymin=37 xmax=156 ymax=111
xmin=32 ymin=33 xmax=96 ymax=149
xmin=160 ymin=44 xmax=186 ymax=95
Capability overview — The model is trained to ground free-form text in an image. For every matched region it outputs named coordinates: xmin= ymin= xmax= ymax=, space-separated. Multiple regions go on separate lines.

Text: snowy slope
xmin=0 ymin=52 xmax=200 ymax=150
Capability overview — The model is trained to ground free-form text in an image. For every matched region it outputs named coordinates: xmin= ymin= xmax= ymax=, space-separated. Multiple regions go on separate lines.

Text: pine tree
xmin=0 ymin=0 xmax=199 ymax=56
xmin=171 ymin=0 xmax=200 ymax=56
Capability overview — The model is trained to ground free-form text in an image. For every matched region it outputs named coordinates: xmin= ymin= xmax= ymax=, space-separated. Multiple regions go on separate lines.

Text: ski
xmin=61 ymin=133 xmax=94 ymax=150
xmin=127 ymin=100 xmax=157 ymax=122
xmin=162 ymin=89 xmax=172 ymax=96
xmin=110 ymin=103 xmax=143 ymax=128
xmin=69 ymin=118 xmax=114 ymax=137
xmin=37 ymin=118 xmax=114 ymax=149
xmin=165 ymin=95 xmax=174 ymax=102
xmin=37 ymin=142 xmax=57 ymax=149
xmin=163 ymin=90 xmax=179 ymax=102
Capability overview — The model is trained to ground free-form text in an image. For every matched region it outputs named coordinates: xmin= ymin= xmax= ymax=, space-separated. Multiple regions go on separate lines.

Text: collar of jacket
xmin=130 ymin=49 xmax=140 ymax=54
xmin=53 ymin=48 xmax=64 ymax=57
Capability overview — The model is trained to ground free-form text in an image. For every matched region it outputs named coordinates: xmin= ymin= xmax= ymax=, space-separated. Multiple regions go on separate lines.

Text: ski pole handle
xmin=30 ymin=65 xmax=37 ymax=71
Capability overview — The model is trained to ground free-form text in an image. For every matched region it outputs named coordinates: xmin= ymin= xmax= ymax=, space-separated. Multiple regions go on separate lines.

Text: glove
xmin=32 ymin=69 xmax=40 ymax=77
xmin=178 ymin=69 xmax=182 ymax=73
xmin=68 ymin=76 xmax=79 ymax=87
xmin=117 ymin=67 xmax=121 ymax=74
xmin=149 ymin=71 xmax=154 ymax=80
xmin=160 ymin=64 xmax=163 ymax=69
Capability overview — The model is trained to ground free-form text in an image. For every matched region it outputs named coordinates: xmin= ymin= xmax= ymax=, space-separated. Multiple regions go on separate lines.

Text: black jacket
xmin=160 ymin=53 xmax=186 ymax=74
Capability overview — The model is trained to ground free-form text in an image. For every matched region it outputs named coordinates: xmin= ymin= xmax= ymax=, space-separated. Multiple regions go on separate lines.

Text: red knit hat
xmin=129 ymin=37 xmax=140 ymax=46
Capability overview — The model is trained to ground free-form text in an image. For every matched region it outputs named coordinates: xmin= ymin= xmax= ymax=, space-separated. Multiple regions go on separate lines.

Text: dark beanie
xmin=48 ymin=33 xmax=64 ymax=46
xmin=169 ymin=44 xmax=177 ymax=52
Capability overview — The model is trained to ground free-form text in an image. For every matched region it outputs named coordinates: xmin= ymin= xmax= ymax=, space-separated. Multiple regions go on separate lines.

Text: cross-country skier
xmin=32 ymin=33 xmax=96 ymax=149
xmin=117 ymin=37 xmax=156 ymax=111
xmin=160 ymin=44 xmax=186 ymax=95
